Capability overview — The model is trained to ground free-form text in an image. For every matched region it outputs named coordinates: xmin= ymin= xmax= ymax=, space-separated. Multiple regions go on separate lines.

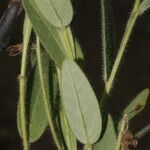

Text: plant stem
xmin=19 ymin=16 xmax=32 ymax=150
xmin=58 ymin=27 xmax=75 ymax=59
xmin=85 ymin=144 xmax=93 ymax=150
xmin=36 ymin=37 xmax=62 ymax=150
xmin=101 ymin=0 xmax=113 ymax=83
xmin=116 ymin=114 xmax=128 ymax=150
xmin=105 ymin=0 xmax=141 ymax=94
xmin=101 ymin=0 xmax=107 ymax=82
xmin=20 ymin=52 xmax=28 ymax=150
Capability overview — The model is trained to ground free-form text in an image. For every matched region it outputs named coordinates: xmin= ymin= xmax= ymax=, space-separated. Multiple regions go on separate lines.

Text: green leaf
xmin=23 ymin=0 xmax=68 ymax=68
xmin=93 ymin=114 xmax=117 ymax=150
xmin=61 ymin=59 xmax=102 ymax=144
xmin=122 ymin=88 xmax=149 ymax=120
xmin=33 ymin=0 xmax=73 ymax=27
xmin=17 ymin=52 xmax=54 ymax=142
xmin=17 ymin=66 xmax=48 ymax=142
xmin=60 ymin=109 xmax=77 ymax=150
xmin=75 ymin=39 xmax=84 ymax=61
xmin=139 ymin=0 xmax=150 ymax=14
xmin=28 ymin=65 xmax=48 ymax=142
xmin=56 ymin=68 xmax=77 ymax=150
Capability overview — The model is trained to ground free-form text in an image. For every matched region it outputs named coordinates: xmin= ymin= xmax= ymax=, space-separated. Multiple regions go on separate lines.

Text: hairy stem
xmin=101 ymin=0 xmax=114 ymax=82
xmin=106 ymin=0 xmax=141 ymax=93
xmin=19 ymin=16 xmax=32 ymax=150
xmin=36 ymin=37 xmax=62 ymax=150
xmin=116 ymin=114 xmax=128 ymax=150
xmin=101 ymin=0 xmax=107 ymax=82
xmin=100 ymin=0 xmax=141 ymax=109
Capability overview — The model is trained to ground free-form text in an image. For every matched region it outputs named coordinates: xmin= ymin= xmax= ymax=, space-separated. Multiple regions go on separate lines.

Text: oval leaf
xmin=61 ymin=59 xmax=102 ymax=144
xmin=34 ymin=0 xmax=73 ymax=27
xmin=122 ymin=88 xmax=149 ymax=120
xmin=17 ymin=65 xmax=48 ymax=142
xmin=23 ymin=0 xmax=68 ymax=68
xmin=17 ymin=52 xmax=55 ymax=142
xmin=93 ymin=114 xmax=117 ymax=150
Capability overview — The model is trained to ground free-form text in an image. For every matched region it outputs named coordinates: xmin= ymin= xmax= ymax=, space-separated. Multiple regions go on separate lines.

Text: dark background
xmin=0 ymin=0 xmax=150 ymax=149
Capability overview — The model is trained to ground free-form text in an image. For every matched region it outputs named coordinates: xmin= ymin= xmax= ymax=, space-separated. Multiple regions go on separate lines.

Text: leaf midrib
xmin=25 ymin=0 xmax=67 ymax=57
xmin=67 ymin=62 xmax=90 ymax=144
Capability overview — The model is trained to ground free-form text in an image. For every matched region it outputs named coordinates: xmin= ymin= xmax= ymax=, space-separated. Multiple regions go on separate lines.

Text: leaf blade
xmin=22 ymin=0 xmax=68 ymax=68
xmin=93 ymin=114 xmax=117 ymax=150
xmin=17 ymin=51 xmax=55 ymax=142
xmin=123 ymin=88 xmax=149 ymax=120
xmin=34 ymin=0 xmax=73 ymax=27
xmin=61 ymin=59 xmax=102 ymax=144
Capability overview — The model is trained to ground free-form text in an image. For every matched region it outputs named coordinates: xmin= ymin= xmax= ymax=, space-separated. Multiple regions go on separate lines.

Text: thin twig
xmin=19 ymin=16 xmax=32 ymax=150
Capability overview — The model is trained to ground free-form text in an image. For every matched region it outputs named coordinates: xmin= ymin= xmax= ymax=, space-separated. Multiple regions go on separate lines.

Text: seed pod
xmin=0 ymin=0 xmax=21 ymax=51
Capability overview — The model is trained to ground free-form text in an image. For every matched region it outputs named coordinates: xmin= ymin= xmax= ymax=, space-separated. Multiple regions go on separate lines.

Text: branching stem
xmin=106 ymin=0 xmax=141 ymax=93
xmin=101 ymin=0 xmax=141 ymax=108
